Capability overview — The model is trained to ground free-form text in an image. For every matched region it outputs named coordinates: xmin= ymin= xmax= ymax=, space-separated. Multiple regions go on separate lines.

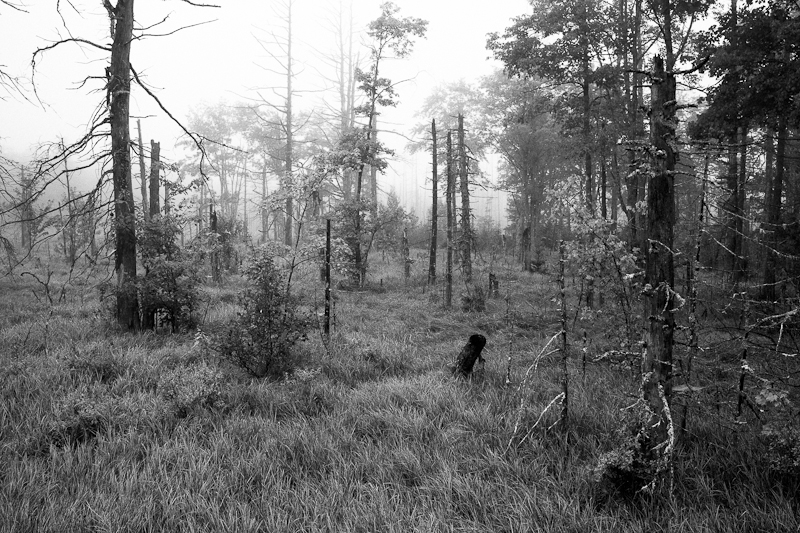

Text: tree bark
xmin=642 ymin=54 xmax=675 ymax=453
xmin=458 ymin=114 xmax=472 ymax=283
xmin=261 ymin=160 xmax=269 ymax=243
xmin=733 ymin=125 xmax=748 ymax=283
xmin=762 ymin=124 xmax=781 ymax=301
xmin=137 ymin=119 xmax=148 ymax=221
xmin=445 ymin=130 xmax=454 ymax=308
xmin=284 ymin=0 xmax=294 ymax=247
xmin=767 ymin=117 xmax=787 ymax=297
xmin=402 ymin=227 xmax=410 ymax=280
xmin=428 ymin=119 xmax=438 ymax=286
xmin=149 ymin=140 xmax=161 ymax=219
xmin=110 ymin=0 xmax=140 ymax=330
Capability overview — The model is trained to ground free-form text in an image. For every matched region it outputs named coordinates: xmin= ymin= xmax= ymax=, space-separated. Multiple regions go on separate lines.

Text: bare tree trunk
xmin=628 ymin=0 xmax=644 ymax=251
xmin=582 ymin=25 xmax=595 ymax=308
xmin=137 ymin=119 xmax=148 ymax=221
xmin=611 ymin=150 xmax=619 ymax=230
xmin=458 ymin=114 xmax=472 ymax=283
xmin=324 ymin=218 xmax=331 ymax=339
xmin=403 ymin=227 xmax=410 ymax=280
xmin=428 ymin=119 xmax=438 ymax=286
xmin=446 ymin=130 xmax=454 ymax=308
xmin=733 ymin=125 xmax=748 ymax=283
xmin=210 ymin=206 xmax=221 ymax=284
xmin=110 ymin=0 xmax=139 ymax=330
xmin=243 ymin=157 xmax=248 ymax=242
xmin=199 ymin=184 xmax=206 ymax=233
xmin=683 ymin=149 xmax=708 ymax=433
xmin=65 ymin=166 xmax=76 ymax=265
xmin=559 ymin=240 xmax=569 ymax=430
xmin=149 ymin=140 xmax=161 ymax=219
xmin=261 ymin=161 xmax=269 ymax=243
xmin=601 ymin=153 xmax=608 ymax=219
xmin=370 ymin=118 xmax=379 ymax=208
xmin=642 ymin=54 xmax=676 ymax=459
xmin=284 ymin=0 xmax=294 ymax=247
xmin=20 ymin=165 xmax=31 ymax=251
xmin=765 ymin=117 xmax=787 ymax=299
xmin=762 ymin=124 xmax=780 ymax=301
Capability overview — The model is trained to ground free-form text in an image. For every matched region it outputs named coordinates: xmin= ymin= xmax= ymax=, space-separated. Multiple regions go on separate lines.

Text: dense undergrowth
xmin=0 ymin=255 xmax=797 ymax=532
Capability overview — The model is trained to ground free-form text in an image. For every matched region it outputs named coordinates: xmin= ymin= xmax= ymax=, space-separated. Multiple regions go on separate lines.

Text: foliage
xmin=1 ymin=265 xmax=800 ymax=530
xmin=545 ymin=175 xmax=643 ymax=336
xmin=138 ymin=215 xmax=202 ymax=331
xmin=47 ymin=383 xmax=162 ymax=447
xmin=756 ymin=384 xmax=800 ymax=476
xmin=373 ymin=191 xmax=417 ymax=254
xmin=219 ymin=247 xmax=312 ymax=378
xmin=329 ymin=193 xmax=414 ymax=284
xmin=593 ymin=400 xmax=672 ymax=500
xmin=158 ymin=361 xmax=225 ymax=417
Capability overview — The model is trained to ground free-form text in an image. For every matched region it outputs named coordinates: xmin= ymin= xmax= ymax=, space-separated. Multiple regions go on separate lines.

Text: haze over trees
xmin=0 ymin=0 xmax=799 ymax=529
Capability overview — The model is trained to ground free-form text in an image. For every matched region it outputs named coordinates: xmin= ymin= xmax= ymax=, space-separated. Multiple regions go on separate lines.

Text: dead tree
xmin=149 ymin=140 xmax=161 ymax=218
xmin=428 ymin=118 xmax=438 ymax=286
xmin=109 ymin=0 xmax=140 ymax=329
xmin=458 ymin=114 xmax=472 ymax=282
xmin=445 ymin=130 xmax=454 ymax=308
xmin=137 ymin=119 xmax=148 ymax=221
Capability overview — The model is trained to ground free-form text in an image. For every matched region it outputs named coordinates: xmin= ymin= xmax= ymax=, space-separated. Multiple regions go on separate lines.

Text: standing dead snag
xmin=451 ymin=334 xmax=487 ymax=378
xmin=109 ymin=0 xmax=140 ymax=330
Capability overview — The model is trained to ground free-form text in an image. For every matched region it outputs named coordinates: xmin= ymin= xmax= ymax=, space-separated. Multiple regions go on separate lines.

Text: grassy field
xmin=0 ymin=255 xmax=797 ymax=532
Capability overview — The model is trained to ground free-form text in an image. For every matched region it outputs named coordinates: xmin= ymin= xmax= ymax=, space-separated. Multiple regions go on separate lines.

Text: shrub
xmin=157 ymin=360 xmax=225 ymax=417
xmin=461 ymin=283 xmax=486 ymax=312
xmin=138 ymin=216 xmax=202 ymax=332
xmin=47 ymin=384 xmax=162 ymax=447
xmin=64 ymin=345 xmax=124 ymax=383
xmin=219 ymin=247 xmax=312 ymax=378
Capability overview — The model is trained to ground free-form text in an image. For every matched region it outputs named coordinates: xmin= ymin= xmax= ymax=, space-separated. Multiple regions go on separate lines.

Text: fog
xmin=1 ymin=0 xmax=527 ymax=223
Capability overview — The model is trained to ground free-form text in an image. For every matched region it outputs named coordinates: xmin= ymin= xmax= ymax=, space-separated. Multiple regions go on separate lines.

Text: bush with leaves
xmin=138 ymin=215 xmax=201 ymax=331
xmin=756 ymin=384 xmax=800 ymax=476
xmin=158 ymin=361 xmax=225 ymax=417
xmin=219 ymin=247 xmax=312 ymax=378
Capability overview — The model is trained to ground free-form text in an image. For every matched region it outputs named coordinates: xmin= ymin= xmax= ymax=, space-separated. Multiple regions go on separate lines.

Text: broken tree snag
xmin=451 ymin=334 xmax=487 ymax=378
xmin=149 ymin=140 xmax=161 ymax=219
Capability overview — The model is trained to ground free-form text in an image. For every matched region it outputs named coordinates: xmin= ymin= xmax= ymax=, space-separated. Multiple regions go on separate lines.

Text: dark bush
xmin=138 ymin=216 xmax=202 ymax=331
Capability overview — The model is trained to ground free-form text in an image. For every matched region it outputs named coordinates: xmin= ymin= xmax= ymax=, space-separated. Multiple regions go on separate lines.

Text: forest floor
xmin=0 ymin=253 xmax=797 ymax=532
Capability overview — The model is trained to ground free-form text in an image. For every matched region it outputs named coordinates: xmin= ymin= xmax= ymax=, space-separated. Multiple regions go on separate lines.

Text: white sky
xmin=1 ymin=0 xmax=530 ymax=227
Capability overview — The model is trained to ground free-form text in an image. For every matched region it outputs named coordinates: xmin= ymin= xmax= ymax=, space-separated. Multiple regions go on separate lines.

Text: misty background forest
xmin=1 ymin=0 xmax=799 ymax=531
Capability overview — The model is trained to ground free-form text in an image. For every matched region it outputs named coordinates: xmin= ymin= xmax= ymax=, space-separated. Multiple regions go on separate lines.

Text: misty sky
xmin=1 ymin=0 xmax=530 ymax=226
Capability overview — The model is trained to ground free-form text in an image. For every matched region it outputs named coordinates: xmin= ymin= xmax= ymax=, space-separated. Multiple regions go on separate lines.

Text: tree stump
xmin=451 ymin=334 xmax=487 ymax=378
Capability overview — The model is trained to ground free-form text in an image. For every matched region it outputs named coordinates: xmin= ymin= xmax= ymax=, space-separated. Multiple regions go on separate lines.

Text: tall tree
xmin=108 ymin=0 xmax=140 ymax=329
xmin=640 ymin=0 xmax=710 ymax=482
xmin=428 ymin=119 xmax=438 ymax=286
xmin=445 ymin=130 xmax=454 ymax=308
xmin=137 ymin=119 xmax=149 ymax=221
xmin=324 ymin=2 xmax=426 ymax=285
xmin=149 ymin=140 xmax=161 ymax=219
xmin=457 ymin=114 xmax=473 ymax=282
xmin=27 ymin=0 xmax=219 ymax=329
xmin=254 ymin=0 xmax=303 ymax=247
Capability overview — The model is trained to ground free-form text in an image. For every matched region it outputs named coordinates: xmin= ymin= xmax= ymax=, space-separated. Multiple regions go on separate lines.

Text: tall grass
xmin=0 ymin=259 xmax=796 ymax=532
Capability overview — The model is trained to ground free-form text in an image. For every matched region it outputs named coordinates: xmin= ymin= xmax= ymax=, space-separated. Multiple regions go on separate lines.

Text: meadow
xmin=0 ymin=253 xmax=797 ymax=532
